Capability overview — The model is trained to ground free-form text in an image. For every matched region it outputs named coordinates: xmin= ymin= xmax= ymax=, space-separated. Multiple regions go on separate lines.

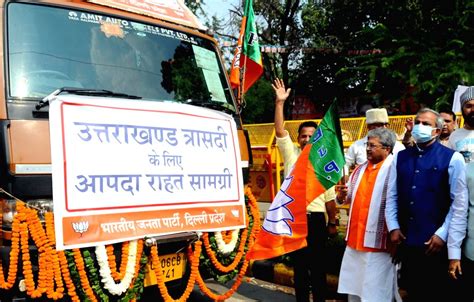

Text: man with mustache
xmin=345 ymin=108 xmax=405 ymax=170
xmin=386 ymin=108 xmax=468 ymax=301
xmin=439 ymin=108 xmax=457 ymax=146
xmin=336 ymin=128 xmax=401 ymax=302
xmin=272 ymin=78 xmax=337 ymax=302
xmin=402 ymin=106 xmax=457 ymax=147
xmin=448 ymin=86 xmax=474 ymax=301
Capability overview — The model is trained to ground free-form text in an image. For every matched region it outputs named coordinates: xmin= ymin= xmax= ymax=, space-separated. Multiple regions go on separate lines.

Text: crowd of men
xmin=272 ymin=80 xmax=474 ymax=302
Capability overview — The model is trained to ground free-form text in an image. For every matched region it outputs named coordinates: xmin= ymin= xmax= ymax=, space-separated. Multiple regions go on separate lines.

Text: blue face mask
xmin=412 ymin=124 xmax=435 ymax=143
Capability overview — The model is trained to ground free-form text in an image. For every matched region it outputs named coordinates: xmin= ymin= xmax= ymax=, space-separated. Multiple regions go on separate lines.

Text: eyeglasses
xmin=364 ymin=143 xmax=385 ymax=150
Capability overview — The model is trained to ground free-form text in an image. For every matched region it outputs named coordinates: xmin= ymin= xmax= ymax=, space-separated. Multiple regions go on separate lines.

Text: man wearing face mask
xmin=402 ymin=106 xmax=457 ymax=148
xmin=447 ymin=86 xmax=474 ymax=301
xmin=385 ymin=108 xmax=468 ymax=301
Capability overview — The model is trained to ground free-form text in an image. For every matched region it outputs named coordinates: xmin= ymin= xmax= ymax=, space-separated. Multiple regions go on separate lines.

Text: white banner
xmin=50 ymin=95 xmax=245 ymax=249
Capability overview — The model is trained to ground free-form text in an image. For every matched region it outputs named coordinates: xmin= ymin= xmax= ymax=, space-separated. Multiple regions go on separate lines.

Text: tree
xmin=298 ymin=0 xmax=474 ymax=113
xmin=254 ymin=0 xmax=304 ymax=85
xmin=240 ymin=78 xmax=275 ymax=123
xmin=184 ymin=0 xmax=205 ymax=15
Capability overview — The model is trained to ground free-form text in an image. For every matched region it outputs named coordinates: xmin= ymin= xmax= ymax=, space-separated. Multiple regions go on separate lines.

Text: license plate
xmin=144 ymin=253 xmax=186 ymax=286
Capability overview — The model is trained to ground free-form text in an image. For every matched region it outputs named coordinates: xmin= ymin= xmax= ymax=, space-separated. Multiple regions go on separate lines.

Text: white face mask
xmin=412 ymin=124 xmax=435 ymax=143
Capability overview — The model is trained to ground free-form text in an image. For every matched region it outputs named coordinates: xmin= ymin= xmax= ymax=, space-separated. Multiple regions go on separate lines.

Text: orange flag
xmin=229 ymin=0 xmax=263 ymax=93
xmin=247 ymin=102 xmax=345 ymax=260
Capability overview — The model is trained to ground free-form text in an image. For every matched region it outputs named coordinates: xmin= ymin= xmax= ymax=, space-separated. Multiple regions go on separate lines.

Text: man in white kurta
xmin=345 ymin=108 xmax=404 ymax=170
xmin=337 ymin=128 xmax=401 ymax=302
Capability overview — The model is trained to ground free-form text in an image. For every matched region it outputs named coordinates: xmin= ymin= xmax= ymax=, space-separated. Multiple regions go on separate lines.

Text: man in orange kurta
xmin=336 ymin=128 xmax=401 ymax=302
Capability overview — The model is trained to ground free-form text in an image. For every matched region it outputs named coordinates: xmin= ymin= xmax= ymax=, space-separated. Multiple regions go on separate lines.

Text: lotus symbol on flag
xmin=262 ymin=176 xmax=294 ymax=236
xmin=72 ymin=221 xmax=89 ymax=237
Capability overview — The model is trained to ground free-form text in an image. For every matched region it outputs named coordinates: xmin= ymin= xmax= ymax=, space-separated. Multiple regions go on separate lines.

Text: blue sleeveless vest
xmin=396 ymin=142 xmax=454 ymax=247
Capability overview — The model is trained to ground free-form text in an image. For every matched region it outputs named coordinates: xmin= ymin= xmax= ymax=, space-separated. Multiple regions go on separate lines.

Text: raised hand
xmin=272 ymin=78 xmax=291 ymax=105
xmin=405 ymin=117 xmax=414 ymax=133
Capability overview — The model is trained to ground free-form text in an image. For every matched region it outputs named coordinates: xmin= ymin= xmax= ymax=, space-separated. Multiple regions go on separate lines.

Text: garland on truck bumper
xmin=151 ymin=241 xmax=201 ymax=302
xmin=196 ymin=187 xmax=261 ymax=299
xmin=0 ymin=187 xmax=260 ymax=301
xmin=214 ymin=227 xmax=240 ymax=253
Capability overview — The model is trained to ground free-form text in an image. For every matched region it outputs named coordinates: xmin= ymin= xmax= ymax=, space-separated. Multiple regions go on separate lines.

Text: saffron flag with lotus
xmin=247 ymin=102 xmax=345 ymax=260
xmin=229 ymin=0 xmax=263 ymax=93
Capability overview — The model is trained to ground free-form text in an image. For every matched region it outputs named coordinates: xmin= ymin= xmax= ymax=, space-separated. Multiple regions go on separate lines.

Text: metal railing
xmin=244 ymin=113 xmax=463 ymax=202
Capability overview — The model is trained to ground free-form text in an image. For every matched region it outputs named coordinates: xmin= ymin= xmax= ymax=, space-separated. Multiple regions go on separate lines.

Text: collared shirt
xmin=347 ymin=160 xmax=387 ymax=252
xmin=385 ymin=146 xmax=468 ymax=259
xmin=345 ymin=136 xmax=405 ymax=168
xmin=447 ymin=127 xmax=474 ymax=260
xmin=275 ymin=131 xmax=335 ymax=212
xmin=439 ymin=137 xmax=450 ymax=146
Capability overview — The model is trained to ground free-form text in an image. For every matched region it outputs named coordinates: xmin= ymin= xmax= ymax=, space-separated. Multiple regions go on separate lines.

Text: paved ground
xmin=189 ymin=277 xmax=347 ymax=302
xmin=189 ymin=278 xmax=296 ymax=301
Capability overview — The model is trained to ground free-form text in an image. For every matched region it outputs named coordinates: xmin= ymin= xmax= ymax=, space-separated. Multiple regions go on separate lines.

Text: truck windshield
xmin=7 ymin=3 xmax=235 ymax=112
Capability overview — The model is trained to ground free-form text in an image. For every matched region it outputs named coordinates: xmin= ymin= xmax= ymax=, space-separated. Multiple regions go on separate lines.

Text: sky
xmin=201 ymin=0 xmax=237 ymax=21
xmin=199 ymin=0 xmax=241 ymax=65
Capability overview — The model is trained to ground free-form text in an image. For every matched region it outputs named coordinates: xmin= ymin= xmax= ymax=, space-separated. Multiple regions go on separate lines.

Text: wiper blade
xmin=36 ymin=87 xmax=142 ymax=110
xmin=184 ymin=99 xmax=235 ymax=115
xmin=61 ymin=88 xmax=142 ymax=99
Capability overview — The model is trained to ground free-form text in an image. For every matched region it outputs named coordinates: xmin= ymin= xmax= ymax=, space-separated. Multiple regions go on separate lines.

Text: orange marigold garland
xmin=106 ymin=241 xmax=129 ymax=281
xmin=150 ymin=240 xmax=202 ymax=302
xmin=131 ymin=239 xmax=144 ymax=283
xmin=193 ymin=248 xmax=250 ymax=302
xmin=245 ymin=186 xmax=261 ymax=243
xmin=20 ymin=221 xmax=45 ymax=298
xmin=72 ymin=248 xmax=98 ymax=302
xmin=23 ymin=204 xmax=64 ymax=300
xmin=202 ymin=224 xmax=249 ymax=273
xmin=221 ymin=230 xmax=234 ymax=244
xmin=121 ymin=240 xmax=147 ymax=302
xmin=0 ymin=203 xmax=23 ymax=290
xmin=45 ymin=212 xmax=80 ymax=302
xmin=1 ymin=187 xmax=262 ymax=302
xmin=195 ymin=186 xmax=261 ymax=301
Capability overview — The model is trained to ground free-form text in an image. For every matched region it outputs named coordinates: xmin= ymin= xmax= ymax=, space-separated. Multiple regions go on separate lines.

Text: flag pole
xmin=240 ymin=46 xmax=248 ymax=111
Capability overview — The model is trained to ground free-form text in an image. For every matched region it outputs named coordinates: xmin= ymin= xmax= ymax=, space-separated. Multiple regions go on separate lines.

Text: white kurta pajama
xmin=337 ymin=155 xmax=401 ymax=302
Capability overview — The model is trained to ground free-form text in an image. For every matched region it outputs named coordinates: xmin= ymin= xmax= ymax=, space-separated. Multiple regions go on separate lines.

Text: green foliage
xmin=198 ymin=202 xmax=256 ymax=285
xmin=65 ymin=250 xmax=90 ymax=301
xmin=221 ymin=0 xmax=473 ymax=121
xmin=83 ymin=249 xmax=110 ymax=301
xmin=65 ymin=246 xmax=147 ymax=301
xmin=120 ymin=250 xmax=148 ymax=302
xmin=241 ymin=77 xmax=275 ymax=123
xmin=298 ymin=0 xmax=474 ymax=110
xmin=253 ymin=0 xmax=304 ymax=83
xmin=184 ymin=0 xmax=205 ymax=15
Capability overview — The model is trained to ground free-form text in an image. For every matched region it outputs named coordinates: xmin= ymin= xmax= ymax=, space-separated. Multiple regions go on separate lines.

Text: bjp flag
xmin=229 ymin=0 xmax=263 ymax=93
xmin=247 ymin=102 xmax=345 ymax=260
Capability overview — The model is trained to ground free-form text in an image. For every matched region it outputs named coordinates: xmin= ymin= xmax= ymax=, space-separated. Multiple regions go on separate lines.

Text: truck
xmin=0 ymin=0 xmax=251 ymax=299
